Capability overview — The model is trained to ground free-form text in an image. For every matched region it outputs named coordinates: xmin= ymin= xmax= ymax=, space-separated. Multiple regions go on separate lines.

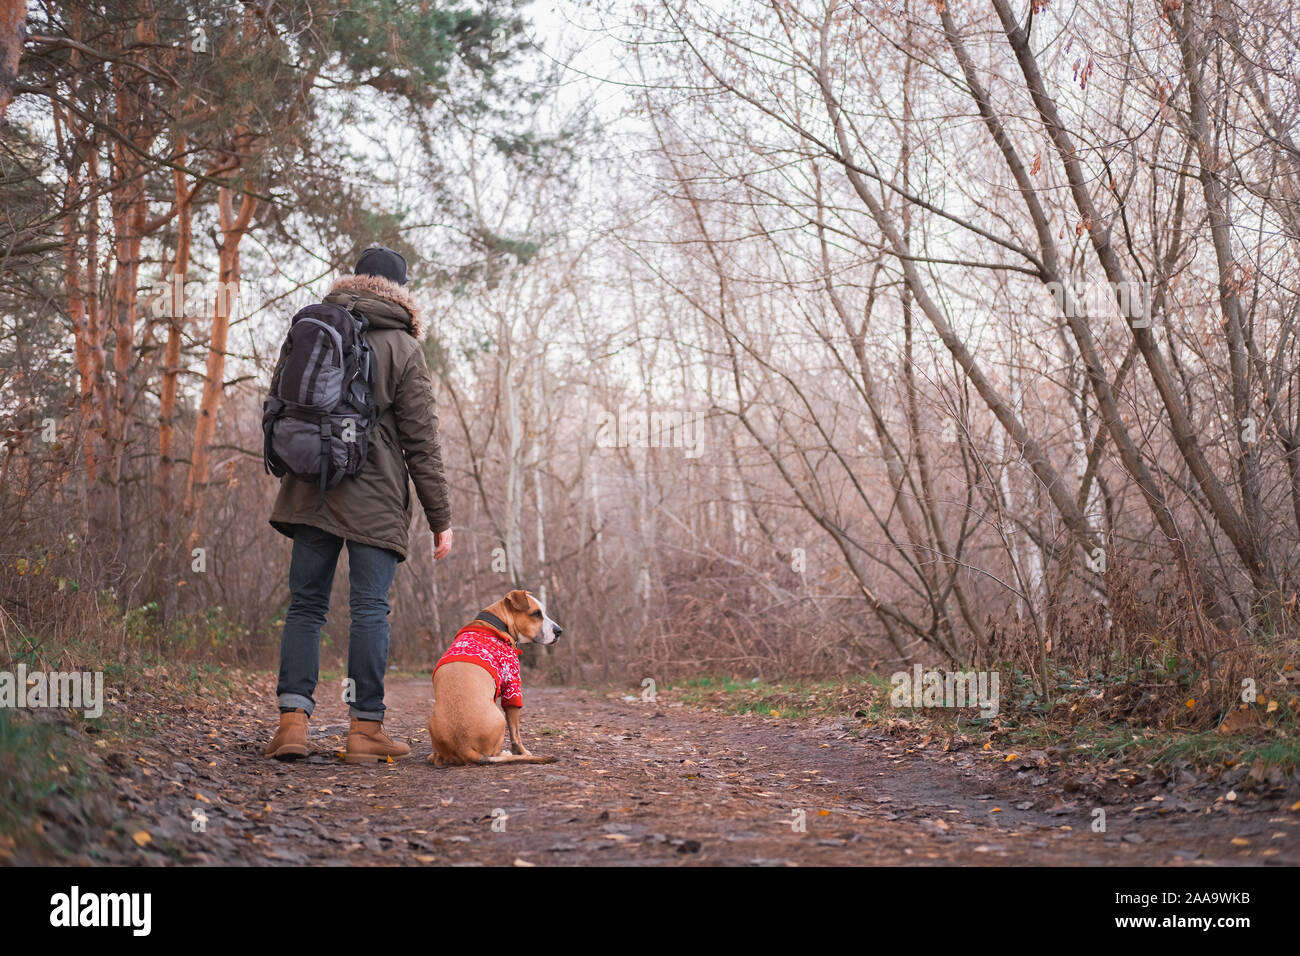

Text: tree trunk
xmin=0 ymin=0 xmax=25 ymax=125
xmin=989 ymin=0 xmax=1278 ymax=605
xmin=184 ymin=186 xmax=256 ymax=540
xmin=157 ymin=146 xmax=192 ymax=618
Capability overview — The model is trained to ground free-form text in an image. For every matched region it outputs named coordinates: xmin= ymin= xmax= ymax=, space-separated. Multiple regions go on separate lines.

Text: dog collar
xmin=472 ymin=610 xmax=515 ymax=646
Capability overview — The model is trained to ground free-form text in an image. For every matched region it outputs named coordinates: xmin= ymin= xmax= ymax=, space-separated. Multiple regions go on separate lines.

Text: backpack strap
xmin=345 ymin=302 xmax=381 ymax=430
xmin=263 ymin=397 xmax=284 ymax=474
xmin=344 ymin=294 xmax=366 ymax=330
xmin=316 ymin=417 xmax=332 ymax=511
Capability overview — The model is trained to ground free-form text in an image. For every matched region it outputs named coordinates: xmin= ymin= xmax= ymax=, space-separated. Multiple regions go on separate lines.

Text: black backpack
xmin=262 ymin=296 xmax=377 ymax=505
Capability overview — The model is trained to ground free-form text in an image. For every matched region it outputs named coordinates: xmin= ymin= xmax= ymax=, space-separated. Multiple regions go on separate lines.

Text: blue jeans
xmin=275 ymin=525 xmax=400 ymax=720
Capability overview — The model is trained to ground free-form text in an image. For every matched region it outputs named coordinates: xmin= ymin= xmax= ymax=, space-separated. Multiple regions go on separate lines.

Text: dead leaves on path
xmin=11 ymin=670 xmax=1300 ymax=866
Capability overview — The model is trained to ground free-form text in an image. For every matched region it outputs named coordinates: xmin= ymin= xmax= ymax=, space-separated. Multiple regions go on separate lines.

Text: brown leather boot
xmin=344 ymin=718 xmax=411 ymax=763
xmin=265 ymin=708 xmax=309 ymax=759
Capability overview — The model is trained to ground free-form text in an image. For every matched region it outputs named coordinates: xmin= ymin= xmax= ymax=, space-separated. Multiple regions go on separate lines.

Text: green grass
xmin=665 ymin=674 xmax=894 ymax=721
xmin=0 ymin=707 xmax=102 ymax=858
xmin=959 ymin=695 xmax=1300 ymax=772
xmin=663 ymin=671 xmax=1300 ymax=774
xmin=1146 ymin=731 xmax=1300 ymax=770
xmin=1004 ymin=722 xmax=1155 ymax=761
xmin=0 ymin=629 xmax=246 ymax=861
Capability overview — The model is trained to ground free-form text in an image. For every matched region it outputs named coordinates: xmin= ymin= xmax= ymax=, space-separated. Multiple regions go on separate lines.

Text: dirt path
xmin=40 ymin=677 xmax=1300 ymax=866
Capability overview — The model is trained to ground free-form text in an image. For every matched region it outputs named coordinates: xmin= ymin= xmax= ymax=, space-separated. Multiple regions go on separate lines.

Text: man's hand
xmin=433 ymin=528 xmax=454 ymax=561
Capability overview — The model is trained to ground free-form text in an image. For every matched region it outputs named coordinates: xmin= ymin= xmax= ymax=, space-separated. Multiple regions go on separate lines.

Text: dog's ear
xmin=505 ymin=589 xmax=532 ymax=612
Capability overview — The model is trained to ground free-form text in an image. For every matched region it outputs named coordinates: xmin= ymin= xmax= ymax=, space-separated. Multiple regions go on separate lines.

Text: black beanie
xmin=354 ymin=246 xmax=408 ymax=286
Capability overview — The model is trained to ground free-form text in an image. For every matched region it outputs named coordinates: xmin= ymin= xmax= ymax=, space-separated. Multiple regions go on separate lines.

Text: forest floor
xmin=5 ymin=671 xmax=1299 ymax=866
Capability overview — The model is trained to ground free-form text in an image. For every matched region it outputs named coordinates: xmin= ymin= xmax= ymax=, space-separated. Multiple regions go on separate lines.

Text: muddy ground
xmin=15 ymin=676 xmax=1300 ymax=866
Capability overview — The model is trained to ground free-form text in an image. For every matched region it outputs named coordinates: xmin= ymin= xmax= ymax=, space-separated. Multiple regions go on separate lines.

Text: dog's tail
xmin=475 ymin=754 xmax=558 ymax=765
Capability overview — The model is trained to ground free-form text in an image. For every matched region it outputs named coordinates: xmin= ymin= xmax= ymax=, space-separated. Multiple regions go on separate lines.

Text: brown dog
xmin=428 ymin=590 xmax=561 ymax=766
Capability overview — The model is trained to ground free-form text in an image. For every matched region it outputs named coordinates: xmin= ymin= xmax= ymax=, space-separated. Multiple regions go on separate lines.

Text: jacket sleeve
xmin=393 ymin=345 xmax=452 ymax=534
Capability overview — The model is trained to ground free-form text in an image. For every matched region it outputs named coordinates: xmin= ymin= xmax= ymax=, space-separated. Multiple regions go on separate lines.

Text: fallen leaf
xmin=132 ymin=831 xmax=152 ymax=847
xmin=1218 ymin=705 xmax=1257 ymax=734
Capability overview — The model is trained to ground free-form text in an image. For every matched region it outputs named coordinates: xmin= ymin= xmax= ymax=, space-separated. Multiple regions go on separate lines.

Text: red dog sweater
xmin=434 ymin=624 xmax=523 ymax=708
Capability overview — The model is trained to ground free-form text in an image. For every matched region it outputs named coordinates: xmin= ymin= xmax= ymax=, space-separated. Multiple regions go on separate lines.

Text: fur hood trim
xmin=327 ymin=273 xmax=424 ymax=339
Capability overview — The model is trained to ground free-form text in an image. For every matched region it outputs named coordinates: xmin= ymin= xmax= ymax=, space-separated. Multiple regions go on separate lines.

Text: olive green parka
xmin=269 ymin=273 xmax=451 ymax=560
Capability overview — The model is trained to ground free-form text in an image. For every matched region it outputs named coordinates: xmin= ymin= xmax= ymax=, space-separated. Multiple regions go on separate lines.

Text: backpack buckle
xmin=346 ymin=293 xmax=369 ymax=329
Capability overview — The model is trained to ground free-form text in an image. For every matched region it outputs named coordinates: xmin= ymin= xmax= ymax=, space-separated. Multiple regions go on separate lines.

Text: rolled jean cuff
xmin=349 ymin=706 xmax=385 ymax=721
xmin=279 ymin=693 xmax=315 ymax=716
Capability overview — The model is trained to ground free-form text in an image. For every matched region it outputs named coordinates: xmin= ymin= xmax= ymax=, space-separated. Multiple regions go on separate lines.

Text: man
xmin=265 ymin=246 xmax=454 ymax=762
